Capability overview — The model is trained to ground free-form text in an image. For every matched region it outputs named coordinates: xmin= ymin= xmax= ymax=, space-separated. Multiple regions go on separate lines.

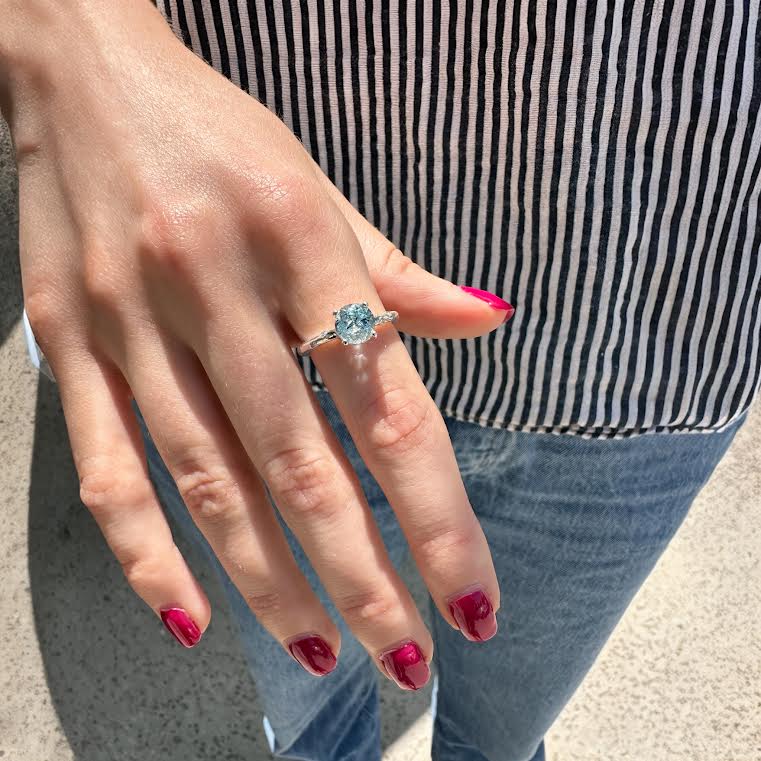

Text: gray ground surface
xmin=2 ymin=121 xmax=760 ymax=761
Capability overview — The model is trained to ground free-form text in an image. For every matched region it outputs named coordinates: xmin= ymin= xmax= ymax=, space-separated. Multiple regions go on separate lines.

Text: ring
xmin=297 ymin=302 xmax=399 ymax=357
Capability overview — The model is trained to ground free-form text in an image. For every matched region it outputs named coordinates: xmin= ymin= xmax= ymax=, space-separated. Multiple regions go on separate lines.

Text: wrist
xmin=1 ymin=1 xmax=90 ymax=89
xmin=0 ymin=0 xmax=175 ymax=122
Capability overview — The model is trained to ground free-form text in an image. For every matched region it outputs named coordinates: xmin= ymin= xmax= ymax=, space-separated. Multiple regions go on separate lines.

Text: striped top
xmin=152 ymin=0 xmax=761 ymax=438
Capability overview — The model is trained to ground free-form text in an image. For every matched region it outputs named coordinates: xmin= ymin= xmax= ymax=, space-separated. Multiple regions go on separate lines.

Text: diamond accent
xmin=334 ymin=303 xmax=375 ymax=344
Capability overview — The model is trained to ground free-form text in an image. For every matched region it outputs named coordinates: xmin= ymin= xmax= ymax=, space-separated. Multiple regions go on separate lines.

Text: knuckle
xmin=261 ymin=446 xmax=341 ymax=522
xmin=23 ymin=286 xmax=60 ymax=342
xmin=118 ymin=554 xmax=165 ymax=590
xmin=14 ymin=136 xmax=45 ymax=170
xmin=245 ymin=168 xmax=329 ymax=241
xmin=81 ymin=243 xmax=121 ymax=310
xmin=175 ymin=467 xmax=240 ymax=522
xmin=362 ymin=387 xmax=434 ymax=457
xmin=243 ymin=589 xmax=283 ymax=621
xmin=338 ymin=589 xmax=398 ymax=628
xmin=416 ymin=523 xmax=480 ymax=565
xmin=78 ymin=462 xmax=152 ymax=516
xmin=255 ymin=169 xmax=314 ymax=216
xmin=138 ymin=200 xmax=215 ymax=277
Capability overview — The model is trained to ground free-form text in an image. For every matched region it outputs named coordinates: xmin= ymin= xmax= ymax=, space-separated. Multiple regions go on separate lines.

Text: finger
xmin=265 ymin=199 xmax=500 ymax=644
xmin=317 ymin=333 xmax=501 ymax=642
xmin=52 ymin=350 xmax=211 ymax=648
xmin=370 ymin=246 xmax=515 ymax=338
xmin=313 ymin=159 xmax=515 ymax=337
xmin=192 ymin=310 xmax=434 ymax=690
xmin=124 ymin=331 xmax=341 ymax=675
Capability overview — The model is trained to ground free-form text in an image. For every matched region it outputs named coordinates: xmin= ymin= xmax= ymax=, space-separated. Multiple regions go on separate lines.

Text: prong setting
xmin=297 ymin=304 xmax=398 ymax=356
xmin=334 ymin=303 xmax=376 ymax=345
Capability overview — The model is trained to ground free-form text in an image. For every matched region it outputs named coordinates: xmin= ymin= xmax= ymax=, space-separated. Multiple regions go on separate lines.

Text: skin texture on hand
xmin=3 ymin=0 xmax=510 ymax=684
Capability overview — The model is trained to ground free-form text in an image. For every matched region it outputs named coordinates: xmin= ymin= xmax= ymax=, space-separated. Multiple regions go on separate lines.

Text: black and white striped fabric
xmin=153 ymin=0 xmax=761 ymax=438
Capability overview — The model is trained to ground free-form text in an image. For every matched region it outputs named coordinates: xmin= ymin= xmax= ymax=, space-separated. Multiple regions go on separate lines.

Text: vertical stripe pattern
xmin=155 ymin=0 xmax=761 ymax=438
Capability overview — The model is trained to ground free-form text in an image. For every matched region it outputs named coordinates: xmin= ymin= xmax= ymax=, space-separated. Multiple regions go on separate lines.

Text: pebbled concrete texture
xmin=1 ymin=119 xmax=760 ymax=761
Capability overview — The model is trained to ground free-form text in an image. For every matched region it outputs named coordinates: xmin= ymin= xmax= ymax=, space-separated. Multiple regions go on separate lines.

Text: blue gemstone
xmin=334 ymin=303 xmax=375 ymax=344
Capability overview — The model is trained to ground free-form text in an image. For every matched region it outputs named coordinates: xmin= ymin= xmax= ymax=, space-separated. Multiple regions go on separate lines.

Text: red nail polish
xmin=460 ymin=286 xmax=515 ymax=322
xmin=287 ymin=634 xmax=337 ymax=676
xmin=448 ymin=587 xmax=498 ymax=642
xmin=379 ymin=641 xmax=430 ymax=691
xmin=160 ymin=607 xmax=202 ymax=648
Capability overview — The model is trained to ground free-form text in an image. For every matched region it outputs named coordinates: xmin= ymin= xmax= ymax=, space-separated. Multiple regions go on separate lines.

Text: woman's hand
xmin=3 ymin=0 xmax=512 ymax=687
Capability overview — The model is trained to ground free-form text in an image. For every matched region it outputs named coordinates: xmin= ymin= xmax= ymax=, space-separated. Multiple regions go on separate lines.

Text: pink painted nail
xmin=379 ymin=641 xmax=430 ymax=691
xmin=160 ymin=607 xmax=202 ymax=648
xmin=448 ymin=587 xmax=498 ymax=642
xmin=460 ymin=286 xmax=515 ymax=322
xmin=287 ymin=634 xmax=337 ymax=676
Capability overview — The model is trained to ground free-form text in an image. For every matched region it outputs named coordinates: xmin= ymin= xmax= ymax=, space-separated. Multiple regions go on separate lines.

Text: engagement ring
xmin=297 ymin=302 xmax=398 ymax=357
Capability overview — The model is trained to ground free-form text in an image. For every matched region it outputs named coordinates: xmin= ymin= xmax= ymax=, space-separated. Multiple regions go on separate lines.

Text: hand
xmin=5 ymin=0 xmax=513 ymax=688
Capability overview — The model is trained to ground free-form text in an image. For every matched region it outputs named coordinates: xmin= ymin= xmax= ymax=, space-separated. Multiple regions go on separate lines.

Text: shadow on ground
xmin=27 ymin=376 xmax=271 ymax=759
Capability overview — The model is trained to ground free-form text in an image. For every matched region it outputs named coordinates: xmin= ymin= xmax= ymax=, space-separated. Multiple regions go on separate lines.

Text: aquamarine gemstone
xmin=334 ymin=303 xmax=375 ymax=344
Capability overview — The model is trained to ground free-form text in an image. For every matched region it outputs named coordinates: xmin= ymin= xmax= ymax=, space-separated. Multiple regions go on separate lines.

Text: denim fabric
xmin=136 ymin=391 xmax=745 ymax=761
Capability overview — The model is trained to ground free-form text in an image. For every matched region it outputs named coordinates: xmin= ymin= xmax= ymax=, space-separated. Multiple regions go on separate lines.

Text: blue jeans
xmin=137 ymin=391 xmax=745 ymax=761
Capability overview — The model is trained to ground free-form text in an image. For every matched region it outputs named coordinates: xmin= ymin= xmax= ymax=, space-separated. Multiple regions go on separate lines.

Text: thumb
xmin=368 ymin=246 xmax=515 ymax=338
xmin=317 ymin=171 xmax=515 ymax=339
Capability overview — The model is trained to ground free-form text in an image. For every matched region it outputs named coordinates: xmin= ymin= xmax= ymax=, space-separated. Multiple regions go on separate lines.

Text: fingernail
xmin=287 ymin=634 xmax=337 ymax=676
xmin=460 ymin=286 xmax=515 ymax=322
xmin=379 ymin=641 xmax=430 ymax=691
xmin=448 ymin=587 xmax=498 ymax=642
xmin=160 ymin=607 xmax=202 ymax=648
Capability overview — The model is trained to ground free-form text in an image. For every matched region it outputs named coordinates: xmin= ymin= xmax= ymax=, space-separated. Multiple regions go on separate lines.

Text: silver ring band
xmin=297 ymin=303 xmax=399 ymax=357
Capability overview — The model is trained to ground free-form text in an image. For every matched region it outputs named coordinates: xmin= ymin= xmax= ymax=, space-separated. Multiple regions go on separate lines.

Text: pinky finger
xmin=54 ymin=351 xmax=211 ymax=648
